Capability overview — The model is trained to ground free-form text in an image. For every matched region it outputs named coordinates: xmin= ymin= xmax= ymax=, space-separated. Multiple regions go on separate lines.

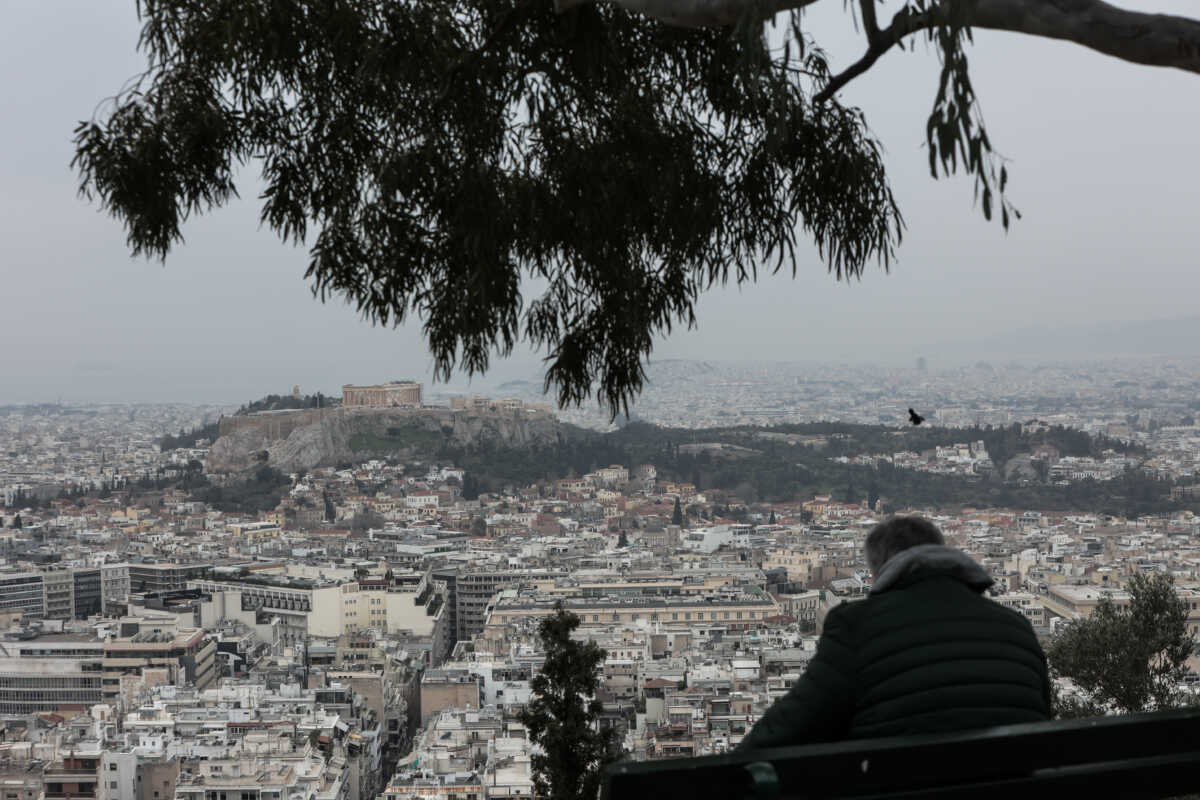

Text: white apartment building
xmin=192 ymin=575 xmax=446 ymax=644
xmin=404 ymin=492 xmax=440 ymax=510
xmin=102 ymin=563 xmax=131 ymax=613
xmin=681 ymin=526 xmax=735 ymax=554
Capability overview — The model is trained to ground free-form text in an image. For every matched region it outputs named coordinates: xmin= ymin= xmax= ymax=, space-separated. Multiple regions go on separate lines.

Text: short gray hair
xmin=865 ymin=515 xmax=945 ymax=574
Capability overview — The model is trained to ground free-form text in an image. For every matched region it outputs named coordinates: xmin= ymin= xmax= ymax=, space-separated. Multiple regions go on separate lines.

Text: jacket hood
xmin=870 ymin=544 xmax=994 ymax=595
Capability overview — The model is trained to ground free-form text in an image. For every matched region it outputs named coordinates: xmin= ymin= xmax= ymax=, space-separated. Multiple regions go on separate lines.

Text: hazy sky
xmin=2 ymin=0 xmax=1198 ymax=405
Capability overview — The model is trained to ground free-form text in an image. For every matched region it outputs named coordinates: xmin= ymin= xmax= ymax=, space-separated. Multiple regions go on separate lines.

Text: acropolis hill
xmin=207 ymin=403 xmax=565 ymax=474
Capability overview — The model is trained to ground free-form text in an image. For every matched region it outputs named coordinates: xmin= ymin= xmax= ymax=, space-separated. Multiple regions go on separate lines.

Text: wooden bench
xmin=601 ymin=709 xmax=1200 ymax=799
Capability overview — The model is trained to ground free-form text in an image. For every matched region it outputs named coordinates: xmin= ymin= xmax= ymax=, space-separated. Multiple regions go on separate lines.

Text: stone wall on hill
xmin=218 ymin=408 xmax=331 ymax=441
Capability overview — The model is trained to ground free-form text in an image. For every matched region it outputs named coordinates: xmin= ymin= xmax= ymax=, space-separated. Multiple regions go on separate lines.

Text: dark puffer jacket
xmin=739 ymin=545 xmax=1050 ymax=750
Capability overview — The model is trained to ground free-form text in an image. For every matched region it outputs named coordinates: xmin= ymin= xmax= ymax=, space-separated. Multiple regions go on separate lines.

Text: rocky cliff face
xmin=205 ymin=407 xmax=567 ymax=473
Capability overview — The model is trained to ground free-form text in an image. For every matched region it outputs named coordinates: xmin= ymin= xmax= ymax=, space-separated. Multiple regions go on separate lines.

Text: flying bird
xmin=908 ymin=408 xmax=926 ymax=426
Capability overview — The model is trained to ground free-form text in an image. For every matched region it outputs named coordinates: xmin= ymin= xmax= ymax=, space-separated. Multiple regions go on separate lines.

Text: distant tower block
xmin=292 ymin=384 xmax=302 ymax=398
xmin=342 ymin=380 xmax=423 ymax=407
xmin=916 ymin=356 xmax=928 ymax=373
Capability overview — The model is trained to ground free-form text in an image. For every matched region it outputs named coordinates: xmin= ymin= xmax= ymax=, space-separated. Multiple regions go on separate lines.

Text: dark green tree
xmin=519 ymin=604 xmax=617 ymax=800
xmin=12 ymin=514 xmax=21 ymax=530
xmin=461 ymin=473 xmax=481 ymax=502
xmin=768 ymin=510 xmax=776 ymax=524
xmin=158 ymin=421 xmax=221 ymax=452
xmin=671 ymin=497 xmax=684 ymax=527
xmin=349 ymin=510 xmax=385 ymax=533
xmin=1047 ymin=572 xmax=1193 ymax=716
xmin=470 ymin=515 xmax=488 ymax=538
xmin=74 ymin=1 xmax=1200 ymax=416
xmin=617 ymin=530 xmax=629 ymax=548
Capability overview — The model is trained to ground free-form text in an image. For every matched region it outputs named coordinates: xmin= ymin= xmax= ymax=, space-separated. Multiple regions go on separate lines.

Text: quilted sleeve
xmin=737 ymin=605 xmax=857 ymax=751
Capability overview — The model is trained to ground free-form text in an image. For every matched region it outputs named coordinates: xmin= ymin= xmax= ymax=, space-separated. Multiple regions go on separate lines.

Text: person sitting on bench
xmin=739 ymin=515 xmax=1051 ymax=750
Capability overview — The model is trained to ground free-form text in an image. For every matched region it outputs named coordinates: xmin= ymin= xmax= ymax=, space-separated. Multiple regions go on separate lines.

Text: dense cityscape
xmin=0 ymin=358 xmax=1197 ymax=800
xmin=6 ymin=0 xmax=1200 ymax=792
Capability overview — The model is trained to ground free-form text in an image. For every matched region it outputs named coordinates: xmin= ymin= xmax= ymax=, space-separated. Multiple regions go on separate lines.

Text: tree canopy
xmin=1047 ymin=572 xmax=1194 ymax=716
xmin=158 ymin=421 xmax=221 ymax=452
xmin=74 ymin=0 xmax=1200 ymax=416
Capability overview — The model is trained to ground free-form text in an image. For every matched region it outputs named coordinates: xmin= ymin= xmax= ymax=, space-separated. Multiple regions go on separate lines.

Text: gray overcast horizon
xmin=2 ymin=1 xmax=1198 ymax=406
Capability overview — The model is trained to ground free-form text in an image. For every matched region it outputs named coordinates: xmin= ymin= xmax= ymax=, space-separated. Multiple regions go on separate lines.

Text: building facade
xmin=418 ymin=668 xmax=482 ymax=726
xmin=128 ymin=563 xmax=211 ymax=595
xmin=102 ymin=628 xmax=217 ymax=702
xmin=454 ymin=570 xmax=570 ymax=642
xmin=0 ymin=572 xmax=45 ymax=619
xmin=341 ymin=382 xmax=422 ymax=408
xmin=102 ymin=564 xmax=131 ymax=614
xmin=0 ymin=634 xmax=105 ymax=714
xmin=43 ymin=569 xmax=74 ymax=619
xmin=74 ymin=568 xmax=103 ymax=618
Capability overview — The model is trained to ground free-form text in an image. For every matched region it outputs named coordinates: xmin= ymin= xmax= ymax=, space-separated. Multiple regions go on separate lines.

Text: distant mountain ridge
xmin=920 ymin=314 xmax=1200 ymax=363
xmin=494 ymin=316 xmax=1200 ymax=393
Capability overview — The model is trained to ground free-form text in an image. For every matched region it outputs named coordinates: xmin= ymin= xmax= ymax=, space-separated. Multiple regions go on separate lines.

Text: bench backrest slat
xmin=601 ymin=709 xmax=1200 ymax=800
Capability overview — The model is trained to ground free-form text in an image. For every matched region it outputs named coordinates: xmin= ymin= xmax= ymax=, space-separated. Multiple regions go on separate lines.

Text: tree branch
xmin=814 ymin=49 xmax=884 ymax=103
xmin=859 ymin=0 xmax=881 ymax=46
xmin=816 ymin=5 xmax=932 ymax=102
xmin=568 ymin=0 xmax=1200 ymax=79
xmin=957 ymin=0 xmax=1200 ymax=73
xmin=815 ymin=0 xmax=1200 ymax=101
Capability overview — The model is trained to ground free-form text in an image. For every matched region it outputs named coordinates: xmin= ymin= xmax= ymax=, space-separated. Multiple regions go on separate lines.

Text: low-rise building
xmin=103 ymin=627 xmax=216 ymax=704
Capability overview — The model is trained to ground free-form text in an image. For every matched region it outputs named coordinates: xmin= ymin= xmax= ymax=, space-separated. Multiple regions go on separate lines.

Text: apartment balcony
xmin=44 ymin=775 xmax=98 ymax=800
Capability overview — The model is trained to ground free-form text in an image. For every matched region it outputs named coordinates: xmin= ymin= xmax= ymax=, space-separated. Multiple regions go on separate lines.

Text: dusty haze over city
xmin=2 ymin=0 xmax=1199 ymax=405
xmin=3 ymin=4 xmax=1200 ymax=791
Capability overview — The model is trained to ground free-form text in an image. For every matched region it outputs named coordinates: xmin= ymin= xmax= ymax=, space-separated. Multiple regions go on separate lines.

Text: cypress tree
xmin=519 ymin=604 xmax=617 ymax=800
